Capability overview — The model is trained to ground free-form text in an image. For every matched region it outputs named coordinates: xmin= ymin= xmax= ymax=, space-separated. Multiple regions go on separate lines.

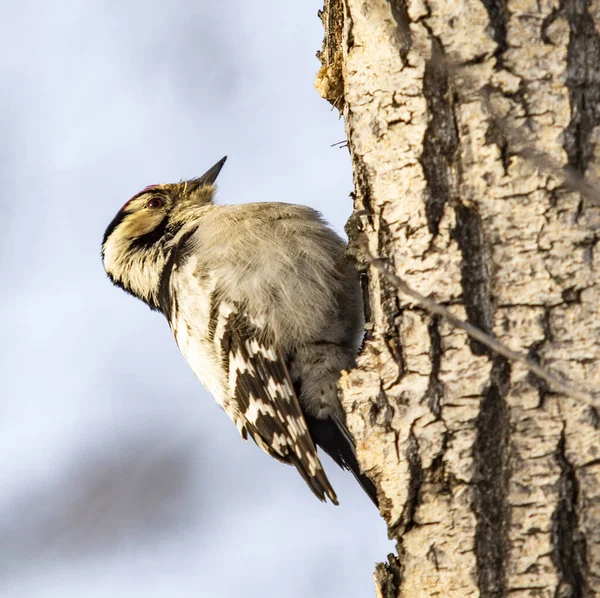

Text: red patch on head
xmin=120 ymin=185 xmax=158 ymax=212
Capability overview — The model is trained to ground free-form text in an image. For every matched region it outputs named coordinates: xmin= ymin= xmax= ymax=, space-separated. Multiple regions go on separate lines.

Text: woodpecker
xmin=101 ymin=157 xmax=377 ymax=506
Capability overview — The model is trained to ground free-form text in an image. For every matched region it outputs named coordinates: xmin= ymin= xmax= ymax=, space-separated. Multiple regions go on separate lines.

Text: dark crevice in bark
xmin=480 ymin=0 xmax=508 ymax=69
xmin=346 ymin=2 xmax=355 ymax=51
xmin=484 ymin=107 xmax=512 ymax=175
xmin=370 ymin=387 xmax=395 ymax=433
xmin=397 ymin=428 xmax=423 ymax=534
xmin=453 ymin=204 xmax=495 ymax=355
xmin=421 ymin=39 xmax=459 ymax=237
xmin=473 ymin=356 xmax=510 ymax=598
xmin=377 ymin=218 xmax=406 ymax=382
xmin=561 ymin=286 xmax=584 ymax=304
xmin=527 ymin=307 xmax=552 ymax=405
xmin=542 ymin=7 xmax=561 ymax=45
xmin=387 ymin=0 xmax=412 ymax=62
xmin=551 ymin=432 xmax=589 ymax=598
xmin=374 ymin=554 xmax=403 ymax=598
xmin=483 ymin=77 xmax=534 ymax=175
xmin=345 ymin=194 xmax=373 ymax=341
xmin=348 ymin=152 xmax=375 ymax=253
xmin=426 ymin=316 xmax=444 ymax=418
xmin=388 ymin=429 xmax=426 ymax=540
xmin=345 ymin=154 xmax=374 ymax=274
xmin=586 ymin=406 xmax=599 ymax=429
xmin=429 ymin=431 xmax=451 ymax=493
xmin=359 ymin=271 xmax=372 ymax=340
xmin=562 ymin=0 xmax=600 ymax=175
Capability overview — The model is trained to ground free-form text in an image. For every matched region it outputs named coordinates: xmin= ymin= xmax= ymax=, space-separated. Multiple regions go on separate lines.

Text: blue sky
xmin=0 ymin=2 xmax=391 ymax=596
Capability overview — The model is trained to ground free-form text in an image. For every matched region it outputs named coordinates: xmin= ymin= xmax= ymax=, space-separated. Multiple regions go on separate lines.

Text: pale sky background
xmin=0 ymin=1 xmax=392 ymax=596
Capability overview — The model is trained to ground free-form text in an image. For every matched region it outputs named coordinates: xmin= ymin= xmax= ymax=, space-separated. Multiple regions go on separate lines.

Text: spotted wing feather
xmin=219 ymin=310 xmax=338 ymax=504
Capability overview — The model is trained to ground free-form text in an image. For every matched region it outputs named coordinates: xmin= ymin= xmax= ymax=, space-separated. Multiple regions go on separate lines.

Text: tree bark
xmin=316 ymin=0 xmax=600 ymax=596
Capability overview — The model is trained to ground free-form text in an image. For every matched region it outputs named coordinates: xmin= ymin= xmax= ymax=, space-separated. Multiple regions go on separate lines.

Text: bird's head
xmin=101 ymin=156 xmax=227 ymax=309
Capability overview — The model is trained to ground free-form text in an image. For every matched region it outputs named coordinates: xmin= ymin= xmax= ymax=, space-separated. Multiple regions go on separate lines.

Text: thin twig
xmin=359 ymin=237 xmax=597 ymax=406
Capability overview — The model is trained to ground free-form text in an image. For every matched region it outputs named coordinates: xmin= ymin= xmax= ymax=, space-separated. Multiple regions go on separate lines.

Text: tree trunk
xmin=316 ymin=0 xmax=600 ymax=595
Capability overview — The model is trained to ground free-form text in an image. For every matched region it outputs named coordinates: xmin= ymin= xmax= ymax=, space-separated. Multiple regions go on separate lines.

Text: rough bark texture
xmin=316 ymin=0 xmax=600 ymax=595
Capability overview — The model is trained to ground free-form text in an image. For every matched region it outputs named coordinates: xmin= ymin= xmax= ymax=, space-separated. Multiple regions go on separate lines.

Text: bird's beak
xmin=193 ymin=156 xmax=227 ymax=187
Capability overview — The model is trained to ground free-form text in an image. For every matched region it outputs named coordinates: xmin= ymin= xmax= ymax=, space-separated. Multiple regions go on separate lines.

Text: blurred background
xmin=0 ymin=1 xmax=391 ymax=596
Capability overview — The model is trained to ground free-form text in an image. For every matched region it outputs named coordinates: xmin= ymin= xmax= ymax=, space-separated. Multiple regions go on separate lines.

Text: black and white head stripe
xmin=101 ymin=185 xmax=160 ymax=249
xmin=218 ymin=307 xmax=338 ymax=504
xmin=102 ymin=209 xmax=128 ymax=249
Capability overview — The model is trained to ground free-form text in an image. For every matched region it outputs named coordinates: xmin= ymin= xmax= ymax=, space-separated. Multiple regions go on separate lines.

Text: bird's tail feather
xmin=304 ymin=412 xmax=379 ymax=507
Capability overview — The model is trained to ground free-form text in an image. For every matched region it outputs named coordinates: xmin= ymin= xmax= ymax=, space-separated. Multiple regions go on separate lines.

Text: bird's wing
xmin=213 ymin=301 xmax=338 ymax=504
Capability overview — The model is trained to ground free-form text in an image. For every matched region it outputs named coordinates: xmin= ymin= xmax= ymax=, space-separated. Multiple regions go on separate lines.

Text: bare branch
xmin=359 ymin=237 xmax=597 ymax=406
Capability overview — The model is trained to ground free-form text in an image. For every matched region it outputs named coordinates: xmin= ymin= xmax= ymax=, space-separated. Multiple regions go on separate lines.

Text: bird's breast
xmin=170 ymin=257 xmax=229 ymax=407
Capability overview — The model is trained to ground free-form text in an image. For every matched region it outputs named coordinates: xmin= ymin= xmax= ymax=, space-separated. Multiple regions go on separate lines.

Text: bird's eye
xmin=147 ymin=197 xmax=164 ymax=209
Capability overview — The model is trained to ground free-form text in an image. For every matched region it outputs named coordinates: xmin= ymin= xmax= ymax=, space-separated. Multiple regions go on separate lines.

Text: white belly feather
xmin=169 ymin=256 xmax=229 ymax=409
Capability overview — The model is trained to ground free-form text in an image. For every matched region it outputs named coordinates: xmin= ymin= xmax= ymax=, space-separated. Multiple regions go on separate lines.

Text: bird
xmin=101 ymin=156 xmax=377 ymax=506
